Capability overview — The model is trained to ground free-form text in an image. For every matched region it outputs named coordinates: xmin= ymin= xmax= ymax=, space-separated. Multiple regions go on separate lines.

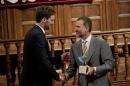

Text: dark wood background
xmin=0 ymin=0 xmax=92 ymax=8
xmin=0 ymin=0 xmax=130 ymax=40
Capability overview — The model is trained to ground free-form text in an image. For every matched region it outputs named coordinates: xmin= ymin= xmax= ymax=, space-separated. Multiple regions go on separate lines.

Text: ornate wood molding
xmin=0 ymin=0 xmax=92 ymax=9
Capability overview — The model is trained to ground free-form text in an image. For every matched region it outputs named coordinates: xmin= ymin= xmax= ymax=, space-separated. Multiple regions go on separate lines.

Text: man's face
xmin=46 ymin=15 xmax=55 ymax=25
xmin=74 ymin=20 xmax=88 ymax=38
xmin=42 ymin=15 xmax=55 ymax=30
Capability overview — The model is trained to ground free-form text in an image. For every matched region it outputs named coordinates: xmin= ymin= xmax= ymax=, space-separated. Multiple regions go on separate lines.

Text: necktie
xmin=82 ymin=41 xmax=88 ymax=57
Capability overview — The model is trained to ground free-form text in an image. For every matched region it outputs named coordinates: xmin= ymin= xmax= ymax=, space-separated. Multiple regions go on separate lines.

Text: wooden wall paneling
xmin=22 ymin=8 xmax=36 ymax=21
xmin=0 ymin=11 xmax=2 ymax=39
xmin=53 ymin=6 xmax=59 ymax=36
xmin=21 ymin=7 xmax=36 ymax=38
xmin=22 ymin=24 xmax=34 ymax=37
xmin=57 ymin=5 xmax=64 ymax=36
xmin=105 ymin=0 xmax=113 ymax=30
xmin=63 ymin=5 xmax=72 ymax=35
xmin=70 ymin=4 xmax=84 ymax=34
xmin=0 ymin=9 xmax=8 ymax=39
xmin=50 ymin=23 xmax=55 ymax=36
xmin=88 ymin=0 xmax=106 ymax=31
xmin=19 ymin=5 xmax=62 ymax=37
xmin=87 ymin=2 xmax=101 ymax=17
xmin=85 ymin=3 xmax=102 ymax=31
xmin=1 ymin=0 xmax=130 ymax=37
xmin=46 ymin=5 xmax=57 ymax=36
xmin=13 ymin=9 xmax=23 ymax=39
xmin=0 ymin=10 xmax=4 ymax=39
xmin=5 ymin=8 xmax=23 ymax=39
xmin=100 ymin=0 xmax=107 ymax=31
xmin=0 ymin=0 xmax=110 ymax=37
xmin=6 ymin=9 xmax=16 ymax=39
xmin=111 ymin=0 xmax=118 ymax=30
xmin=91 ymin=18 xmax=101 ymax=31
xmin=118 ymin=0 xmax=130 ymax=14
xmin=119 ymin=17 xmax=130 ymax=29
xmin=67 ymin=1 xmax=106 ymax=33
xmin=118 ymin=0 xmax=130 ymax=30
xmin=84 ymin=3 xmax=88 ymax=16
xmin=107 ymin=0 xmax=130 ymax=31
xmin=71 ymin=4 xmax=84 ymax=18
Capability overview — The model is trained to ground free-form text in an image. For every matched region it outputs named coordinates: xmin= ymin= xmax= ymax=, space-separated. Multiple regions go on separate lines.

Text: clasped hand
xmin=86 ymin=65 xmax=95 ymax=76
xmin=56 ymin=69 xmax=66 ymax=83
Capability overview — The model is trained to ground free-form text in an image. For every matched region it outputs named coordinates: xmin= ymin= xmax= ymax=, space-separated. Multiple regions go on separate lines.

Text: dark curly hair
xmin=36 ymin=6 xmax=55 ymax=23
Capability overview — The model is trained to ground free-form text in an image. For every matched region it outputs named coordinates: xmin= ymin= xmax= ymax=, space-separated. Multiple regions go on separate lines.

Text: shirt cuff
xmin=93 ymin=67 xmax=96 ymax=71
xmin=65 ymin=72 xmax=69 ymax=81
xmin=93 ymin=67 xmax=96 ymax=75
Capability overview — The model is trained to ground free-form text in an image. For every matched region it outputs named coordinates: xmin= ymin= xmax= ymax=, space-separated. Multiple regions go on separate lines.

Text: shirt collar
xmin=82 ymin=34 xmax=92 ymax=43
xmin=35 ymin=23 xmax=45 ymax=34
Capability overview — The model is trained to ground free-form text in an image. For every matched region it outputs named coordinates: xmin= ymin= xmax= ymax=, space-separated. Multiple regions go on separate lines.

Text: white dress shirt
xmin=81 ymin=34 xmax=96 ymax=72
xmin=81 ymin=34 xmax=92 ymax=51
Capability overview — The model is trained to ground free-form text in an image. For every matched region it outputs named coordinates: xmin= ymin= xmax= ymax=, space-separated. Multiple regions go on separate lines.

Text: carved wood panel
xmin=0 ymin=0 xmax=130 ymax=39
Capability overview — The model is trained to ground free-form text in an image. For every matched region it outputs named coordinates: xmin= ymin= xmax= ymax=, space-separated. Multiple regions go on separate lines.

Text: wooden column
xmin=59 ymin=39 xmax=66 ymax=73
xmin=59 ymin=38 xmax=66 ymax=86
xmin=15 ymin=41 xmax=22 ymax=85
xmin=113 ymin=34 xmax=119 ymax=81
xmin=102 ymin=34 xmax=108 ymax=41
xmin=70 ymin=37 xmax=76 ymax=44
xmin=4 ymin=42 xmax=11 ymax=86
xmin=49 ymin=39 xmax=55 ymax=57
xmin=60 ymin=39 xmax=66 ymax=54
xmin=123 ymin=33 xmax=130 ymax=80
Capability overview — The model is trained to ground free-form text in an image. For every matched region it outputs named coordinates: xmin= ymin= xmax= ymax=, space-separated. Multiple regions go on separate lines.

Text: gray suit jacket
xmin=65 ymin=35 xmax=114 ymax=86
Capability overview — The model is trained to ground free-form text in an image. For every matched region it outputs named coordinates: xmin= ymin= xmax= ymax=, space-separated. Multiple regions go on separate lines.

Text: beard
xmin=44 ymin=24 xmax=49 ymax=30
xmin=76 ymin=31 xmax=83 ymax=38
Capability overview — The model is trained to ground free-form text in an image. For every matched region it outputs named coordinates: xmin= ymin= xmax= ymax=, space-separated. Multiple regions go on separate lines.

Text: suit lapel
xmin=35 ymin=24 xmax=50 ymax=54
xmin=76 ymin=40 xmax=83 ymax=57
xmin=85 ymin=36 xmax=96 ymax=64
xmin=35 ymin=24 xmax=45 ymax=35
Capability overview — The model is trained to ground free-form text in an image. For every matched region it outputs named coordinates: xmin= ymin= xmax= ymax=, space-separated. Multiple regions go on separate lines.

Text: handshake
xmin=56 ymin=69 xmax=67 ymax=84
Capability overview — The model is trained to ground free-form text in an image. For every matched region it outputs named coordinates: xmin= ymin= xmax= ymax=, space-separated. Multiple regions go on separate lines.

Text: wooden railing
xmin=0 ymin=30 xmax=130 ymax=86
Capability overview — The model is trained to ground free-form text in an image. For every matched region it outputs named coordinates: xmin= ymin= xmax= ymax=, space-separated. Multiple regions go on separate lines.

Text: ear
xmin=85 ymin=26 xmax=89 ymax=32
xmin=41 ymin=17 xmax=47 ymax=23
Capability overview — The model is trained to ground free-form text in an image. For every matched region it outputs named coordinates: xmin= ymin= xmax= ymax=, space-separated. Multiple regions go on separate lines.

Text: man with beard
xmin=21 ymin=6 xmax=60 ymax=86
xmin=60 ymin=16 xmax=114 ymax=86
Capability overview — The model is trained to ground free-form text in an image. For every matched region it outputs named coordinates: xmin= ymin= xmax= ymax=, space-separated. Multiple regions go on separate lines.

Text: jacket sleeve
xmin=95 ymin=39 xmax=114 ymax=77
xmin=34 ymin=33 xmax=60 ymax=81
xmin=65 ymin=45 xmax=78 ymax=80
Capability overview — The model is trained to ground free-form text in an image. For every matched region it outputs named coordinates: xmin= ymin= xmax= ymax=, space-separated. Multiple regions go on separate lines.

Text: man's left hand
xmin=86 ymin=65 xmax=95 ymax=76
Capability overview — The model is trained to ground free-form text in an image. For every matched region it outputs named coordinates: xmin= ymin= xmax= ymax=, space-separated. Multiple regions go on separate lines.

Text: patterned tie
xmin=82 ymin=41 xmax=88 ymax=57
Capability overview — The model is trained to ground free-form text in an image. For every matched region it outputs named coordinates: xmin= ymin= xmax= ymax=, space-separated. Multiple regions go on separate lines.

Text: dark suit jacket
xmin=21 ymin=25 xmax=59 ymax=86
xmin=66 ymin=35 xmax=114 ymax=86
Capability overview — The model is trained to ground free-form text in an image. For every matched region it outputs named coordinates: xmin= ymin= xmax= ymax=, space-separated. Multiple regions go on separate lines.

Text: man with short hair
xmin=21 ymin=6 xmax=60 ymax=86
xmin=61 ymin=16 xmax=114 ymax=86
